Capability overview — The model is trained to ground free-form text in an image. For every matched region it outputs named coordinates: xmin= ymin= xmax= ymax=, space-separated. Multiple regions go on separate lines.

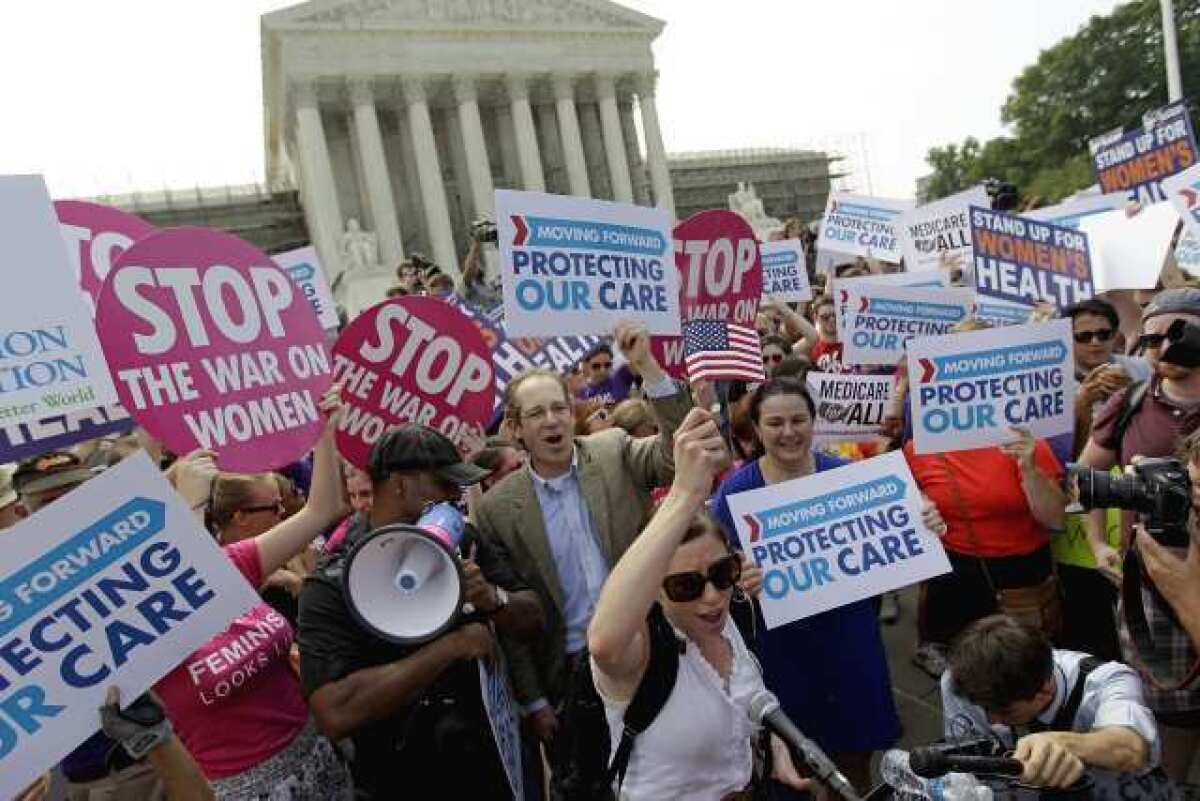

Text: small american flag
xmin=683 ymin=320 xmax=765 ymax=381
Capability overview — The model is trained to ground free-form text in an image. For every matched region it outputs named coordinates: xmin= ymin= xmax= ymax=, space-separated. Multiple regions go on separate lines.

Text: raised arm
xmin=253 ymin=389 xmax=347 ymax=576
xmin=588 ymin=409 xmax=727 ymax=697
xmin=1000 ymin=428 xmax=1066 ymax=532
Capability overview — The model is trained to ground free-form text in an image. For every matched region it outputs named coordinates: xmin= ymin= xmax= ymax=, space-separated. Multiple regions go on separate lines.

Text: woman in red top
xmin=901 ymin=322 xmax=1067 ymax=653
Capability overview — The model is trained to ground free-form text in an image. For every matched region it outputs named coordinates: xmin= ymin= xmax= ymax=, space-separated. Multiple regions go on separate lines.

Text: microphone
xmin=909 ymin=748 xmax=1024 ymax=779
xmin=749 ymin=690 xmax=862 ymax=801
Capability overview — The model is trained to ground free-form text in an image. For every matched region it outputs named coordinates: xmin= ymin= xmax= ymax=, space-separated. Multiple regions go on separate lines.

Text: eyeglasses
xmin=521 ymin=401 xmax=573 ymax=423
xmin=241 ymin=501 xmax=285 ymax=516
xmin=763 ymin=353 xmax=785 ymax=365
xmin=662 ymin=554 xmax=742 ymax=602
xmin=1073 ymin=329 xmax=1114 ymax=344
xmin=1138 ymin=332 xmax=1169 ymax=351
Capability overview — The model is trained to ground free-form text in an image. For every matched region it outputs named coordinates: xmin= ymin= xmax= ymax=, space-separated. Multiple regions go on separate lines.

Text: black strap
xmin=1110 ymin=380 xmax=1149 ymax=453
xmin=1050 ymin=657 xmax=1103 ymax=731
xmin=607 ymin=603 xmax=681 ymax=791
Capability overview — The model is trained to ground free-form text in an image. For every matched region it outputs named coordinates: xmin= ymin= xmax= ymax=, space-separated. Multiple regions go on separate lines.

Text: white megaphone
xmin=343 ymin=503 xmax=467 ymax=645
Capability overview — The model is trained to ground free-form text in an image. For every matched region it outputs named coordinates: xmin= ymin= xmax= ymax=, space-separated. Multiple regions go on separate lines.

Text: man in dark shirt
xmin=576 ymin=342 xmax=636 ymax=405
xmin=298 ymin=425 xmax=545 ymax=798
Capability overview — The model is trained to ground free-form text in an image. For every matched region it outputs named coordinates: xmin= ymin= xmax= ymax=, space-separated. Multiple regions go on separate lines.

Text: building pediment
xmin=263 ymin=0 xmax=663 ymax=35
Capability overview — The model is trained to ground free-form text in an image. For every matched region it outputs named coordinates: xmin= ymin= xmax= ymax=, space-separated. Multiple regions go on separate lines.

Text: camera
xmin=1067 ymin=457 xmax=1192 ymax=547
xmin=471 ymin=218 xmax=498 ymax=244
xmin=1162 ymin=319 xmax=1200 ymax=368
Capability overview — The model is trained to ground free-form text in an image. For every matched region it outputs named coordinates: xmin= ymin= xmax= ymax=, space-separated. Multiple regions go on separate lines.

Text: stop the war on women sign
xmin=497 ymin=189 xmax=678 ymax=338
xmin=0 ymin=453 xmax=259 ymax=801
xmin=95 ymin=227 xmax=334 ymax=473
xmin=728 ymin=451 xmax=950 ymax=629
xmin=835 ymin=283 xmax=974 ymax=367
xmin=907 ymin=318 xmax=1076 ymax=455
xmin=969 ymin=206 xmax=1093 ymax=326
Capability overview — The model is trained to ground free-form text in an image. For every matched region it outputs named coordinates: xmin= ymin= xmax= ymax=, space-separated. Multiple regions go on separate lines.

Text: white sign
xmin=907 ymin=319 xmax=1076 ymax=454
xmin=1177 ymin=229 xmax=1200 ymax=278
xmin=806 ymin=372 xmax=893 ymax=444
xmin=273 ymin=246 xmax=340 ymax=330
xmin=760 ymin=240 xmax=812 ymax=302
xmin=1078 ymin=203 xmax=1182 ymax=291
xmin=1025 ymin=194 xmax=1124 ymax=229
xmin=817 ymin=192 xmax=914 ymax=263
xmin=837 ymin=271 xmax=949 ymax=291
xmin=1163 ymin=163 xmax=1200 ymax=242
xmin=900 ymin=185 xmax=989 ymax=273
xmin=728 ymin=451 xmax=950 ymax=628
xmin=497 ymin=189 xmax=679 ymax=337
xmin=479 ymin=653 xmax=525 ymax=801
xmin=835 ymin=284 xmax=975 ymax=367
xmin=0 ymin=176 xmax=118 ymax=426
xmin=0 ymin=454 xmax=259 ymax=799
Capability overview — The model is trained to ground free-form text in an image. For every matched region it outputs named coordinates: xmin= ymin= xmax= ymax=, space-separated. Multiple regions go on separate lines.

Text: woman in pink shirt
xmin=161 ymin=394 xmax=352 ymax=800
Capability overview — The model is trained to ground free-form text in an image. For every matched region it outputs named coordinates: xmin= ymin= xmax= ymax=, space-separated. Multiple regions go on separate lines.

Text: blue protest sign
xmin=1089 ymin=101 xmax=1199 ymax=205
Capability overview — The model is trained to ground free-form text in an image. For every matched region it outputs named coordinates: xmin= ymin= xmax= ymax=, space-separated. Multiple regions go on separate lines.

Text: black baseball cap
xmin=367 ymin=424 xmax=491 ymax=486
xmin=13 ymin=451 xmax=94 ymax=496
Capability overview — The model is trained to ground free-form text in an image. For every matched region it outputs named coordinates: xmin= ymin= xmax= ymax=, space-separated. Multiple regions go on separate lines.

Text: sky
xmin=0 ymin=0 xmax=1127 ymax=201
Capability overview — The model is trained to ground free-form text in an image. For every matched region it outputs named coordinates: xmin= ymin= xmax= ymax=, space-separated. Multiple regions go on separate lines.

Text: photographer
xmin=460 ymin=219 xmax=502 ymax=309
xmin=942 ymin=615 xmax=1158 ymax=788
xmin=1077 ymin=288 xmax=1200 ymax=781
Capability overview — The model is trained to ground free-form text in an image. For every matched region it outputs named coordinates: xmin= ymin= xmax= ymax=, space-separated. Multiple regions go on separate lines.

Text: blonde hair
xmin=210 ymin=473 xmax=277 ymax=530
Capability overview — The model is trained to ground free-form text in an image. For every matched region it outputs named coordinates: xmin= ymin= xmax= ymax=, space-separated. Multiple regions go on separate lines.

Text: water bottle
xmin=879 ymin=750 xmax=993 ymax=801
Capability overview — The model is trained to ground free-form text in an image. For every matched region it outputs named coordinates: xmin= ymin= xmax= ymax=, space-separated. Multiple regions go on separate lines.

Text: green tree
xmin=921 ymin=0 xmax=1200 ymax=203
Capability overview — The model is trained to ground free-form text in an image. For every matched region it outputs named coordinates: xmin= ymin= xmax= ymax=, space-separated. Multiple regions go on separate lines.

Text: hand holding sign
xmin=96 ymin=227 xmax=333 ymax=472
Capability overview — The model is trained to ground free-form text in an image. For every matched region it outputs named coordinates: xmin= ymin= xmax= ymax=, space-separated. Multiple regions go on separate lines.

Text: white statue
xmin=339 ymin=218 xmax=379 ymax=272
xmin=728 ymin=181 xmax=783 ymax=240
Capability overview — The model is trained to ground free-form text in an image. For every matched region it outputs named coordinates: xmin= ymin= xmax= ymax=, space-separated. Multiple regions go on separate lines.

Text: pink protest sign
xmin=96 ymin=227 xmax=333 ymax=472
xmin=331 ymin=296 xmax=495 ymax=468
xmin=56 ymin=200 xmax=155 ymax=315
xmin=651 ymin=210 xmax=763 ymax=380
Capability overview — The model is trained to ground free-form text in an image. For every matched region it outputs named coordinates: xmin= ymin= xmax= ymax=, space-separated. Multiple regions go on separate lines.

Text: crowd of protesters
xmin=9 ymin=216 xmax=1200 ymax=801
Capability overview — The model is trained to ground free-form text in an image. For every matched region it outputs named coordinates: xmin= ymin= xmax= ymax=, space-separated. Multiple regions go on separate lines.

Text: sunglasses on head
xmin=661 ymin=553 xmax=742 ymax=602
xmin=1139 ymin=332 xmax=1169 ymax=350
xmin=1073 ymin=328 xmax=1114 ymax=344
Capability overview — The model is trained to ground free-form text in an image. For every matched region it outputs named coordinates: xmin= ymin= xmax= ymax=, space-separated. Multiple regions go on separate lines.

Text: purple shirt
xmin=577 ymin=365 xmax=636 ymax=405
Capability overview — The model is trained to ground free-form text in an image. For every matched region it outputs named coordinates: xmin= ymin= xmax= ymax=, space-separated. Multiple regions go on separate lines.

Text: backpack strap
xmin=1050 ymin=657 xmax=1103 ymax=731
xmin=1109 ymin=380 xmax=1149 ymax=454
xmin=607 ymin=603 xmax=681 ymax=791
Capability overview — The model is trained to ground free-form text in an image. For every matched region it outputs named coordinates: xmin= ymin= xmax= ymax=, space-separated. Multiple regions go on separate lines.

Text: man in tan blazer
xmin=475 ymin=322 xmax=693 ymax=788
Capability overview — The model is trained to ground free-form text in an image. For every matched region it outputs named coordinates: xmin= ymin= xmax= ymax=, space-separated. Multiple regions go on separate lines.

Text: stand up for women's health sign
xmin=651 ymin=210 xmax=763 ymax=379
xmin=331 ymin=297 xmax=494 ymax=467
xmin=0 ymin=453 xmax=259 ymax=801
xmin=835 ymin=283 xmax=974 ymax=366
xmin=497 ymin=189 xmax=678 ymax=337
xmin=1089 ymin=100 xmax=1198 ymax=205
xmin=759 ymin=240 xmax=811 ymax=302
xmin=0 ymin=177 xmax=118 ymax=429
xmin=96 ymin=227 xmax=333 ymax=472
xmin=728 ymin=451 xmax=949 ymax=628
xmin=970 ymin=207 xmax=1093 ymax=326
xmin=907 ymin=319 xmax=1075 ymax=455
xmin=817 ymin=192 xmax=914 ymax=263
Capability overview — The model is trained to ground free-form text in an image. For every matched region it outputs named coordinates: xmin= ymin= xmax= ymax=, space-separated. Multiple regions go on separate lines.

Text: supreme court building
xmin=261 ymin=0 xmax=675 ymax=288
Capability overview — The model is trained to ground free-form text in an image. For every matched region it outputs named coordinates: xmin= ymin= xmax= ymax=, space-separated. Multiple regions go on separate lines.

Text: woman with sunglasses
xmin=589 ymin=409 xmax=816 ymax=800
xmin=156 ymin=389 xmax=352 ymax=800
xmin=712 ymin=378 xmax=946 ymax=794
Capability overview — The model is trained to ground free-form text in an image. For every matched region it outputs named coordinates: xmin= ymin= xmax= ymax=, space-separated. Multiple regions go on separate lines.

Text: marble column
xmin=453 ymin=74 xmax=495 ymax=218
xmin=347 ymin=77 xmax=404 ymax=268
xmin=578 ymin=102 xmax=609 ymax=199
xmin=292 ymin=80 xmax=345 ymax=277
xmin=504 ymin=73 xmax=545 ymax=192
xmin=636 ymin=72 xmax=675 ymax=219
xmin=402 ymin=76 xmax=460 ymax=279
xmin=618 ymin=97 xmax=649 ymax=205
xmin=595 ymin=74 xmax=633 ymax=203
xmin=553 ymin=73 xmax=591 ymax=197
xmin=495 ymin=105 xmax=521 ymax=188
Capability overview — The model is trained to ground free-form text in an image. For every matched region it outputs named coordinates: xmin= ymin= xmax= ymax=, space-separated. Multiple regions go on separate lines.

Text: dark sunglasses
xmin=590 ymin=361 xmax=613 ymax=369
xmin=763 ymin=353 xmax=785 ymax=365
xmin=1138 ymin=332 xmax=1169 ymax=350
xmin=1073 ymin=328 xmax=1114 ymax=344
xmin=662 ymin=554 xmax=742 ymax=602
xmin=241 ymin=501 xmax=285 ymax=516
